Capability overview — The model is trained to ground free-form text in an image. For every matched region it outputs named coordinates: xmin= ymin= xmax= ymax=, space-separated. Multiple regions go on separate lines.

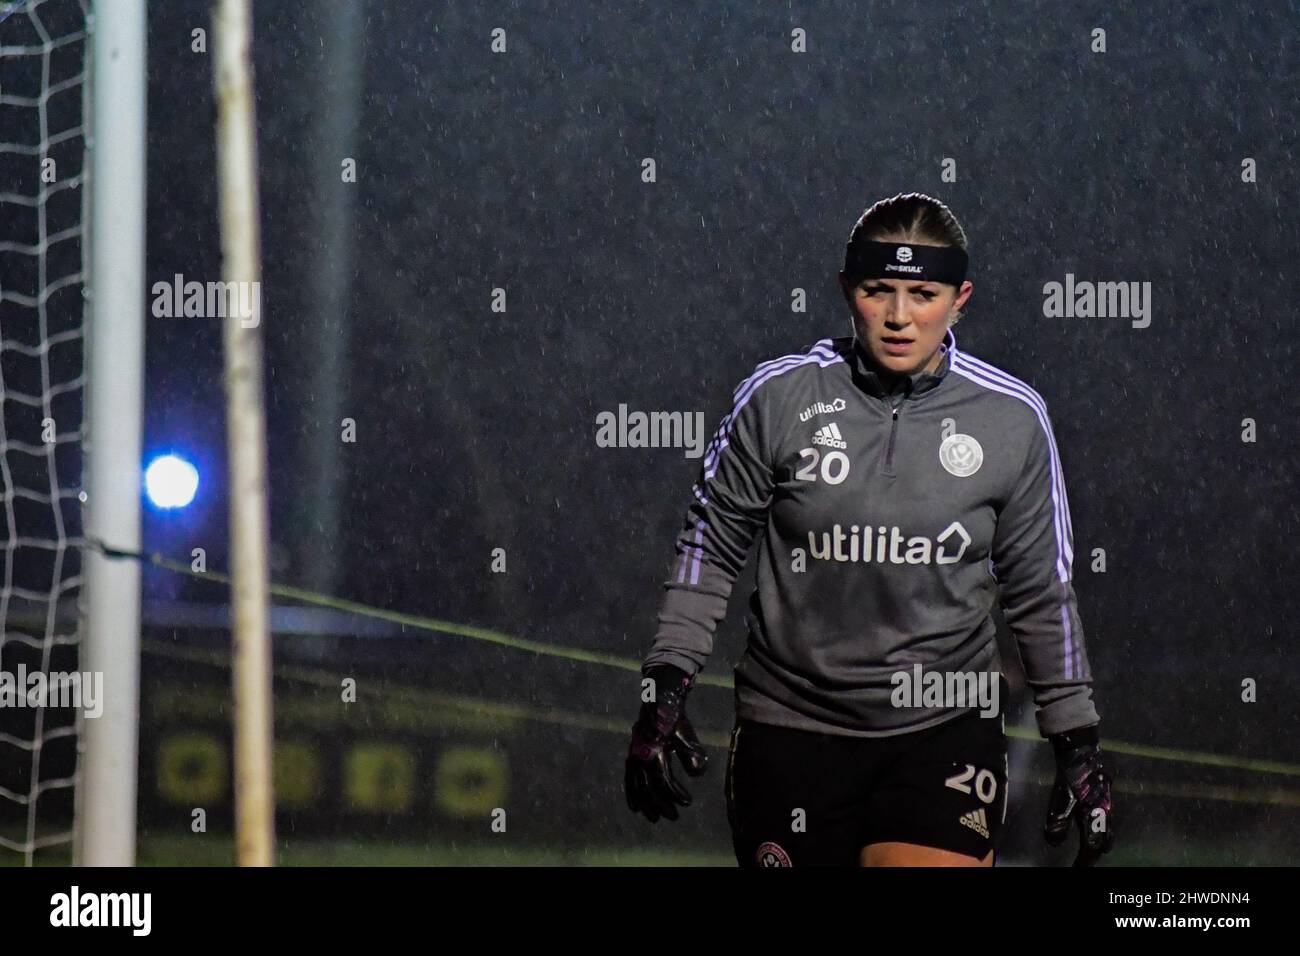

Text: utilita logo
xmin=805 ymin=521 xmax=971 ymax=565
xmin=798 ymin=397 xmax=846 ymax=422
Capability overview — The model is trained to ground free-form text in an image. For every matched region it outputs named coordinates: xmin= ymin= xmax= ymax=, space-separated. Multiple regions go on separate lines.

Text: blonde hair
xmin=845 ymin=192 xmax=969 ymax=324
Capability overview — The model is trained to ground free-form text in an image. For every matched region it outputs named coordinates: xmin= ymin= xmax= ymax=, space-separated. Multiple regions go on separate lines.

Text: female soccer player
xmin=624 ymin=193 xmax=1114 ymax=867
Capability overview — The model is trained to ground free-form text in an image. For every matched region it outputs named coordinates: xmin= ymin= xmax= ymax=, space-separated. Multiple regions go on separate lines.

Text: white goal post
xmin=74 ymin=0 xmax=147 ymax=867
xmin=0 ymin=0 xmax=144 ymax=867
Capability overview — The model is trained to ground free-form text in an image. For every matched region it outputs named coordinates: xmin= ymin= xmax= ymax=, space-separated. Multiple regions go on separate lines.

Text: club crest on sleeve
xmin=939 ymin=433 xmax=983 ymax=478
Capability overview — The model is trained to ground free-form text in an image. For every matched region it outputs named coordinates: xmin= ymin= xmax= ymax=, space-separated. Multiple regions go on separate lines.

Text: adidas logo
xmin=958 ymin=808 xmax=989 ymax=839
xmin=812 ymin=422 xmax=847 ymax=449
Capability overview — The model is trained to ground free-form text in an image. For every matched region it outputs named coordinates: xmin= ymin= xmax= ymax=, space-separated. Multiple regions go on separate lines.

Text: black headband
xmin=844 ymin=240 xmax=968 ymax=287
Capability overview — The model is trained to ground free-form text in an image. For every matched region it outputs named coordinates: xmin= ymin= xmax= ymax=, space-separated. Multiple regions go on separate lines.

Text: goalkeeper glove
xmin=1044 ymin=723 xmax=1115 ymax=866
xmin=624 ymin=664 xmax=709 ymax=823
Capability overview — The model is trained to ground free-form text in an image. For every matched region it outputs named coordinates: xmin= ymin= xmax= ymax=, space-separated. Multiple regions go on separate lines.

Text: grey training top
xmin=643 ymin=329 xmax=1100 ymax=738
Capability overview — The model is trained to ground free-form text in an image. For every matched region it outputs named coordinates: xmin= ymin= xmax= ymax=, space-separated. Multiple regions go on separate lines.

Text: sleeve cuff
xmin=1034 ymin=690 xmax=1100 ymax=738
xmin=641 ymin=650 xmax=703 ymax=680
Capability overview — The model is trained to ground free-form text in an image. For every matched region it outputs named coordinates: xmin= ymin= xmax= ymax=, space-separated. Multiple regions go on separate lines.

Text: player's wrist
xmin=633 ymin=664 xmax=694 ymax=744
xmin=1049 ymin=722 xmax=1100 ymax=762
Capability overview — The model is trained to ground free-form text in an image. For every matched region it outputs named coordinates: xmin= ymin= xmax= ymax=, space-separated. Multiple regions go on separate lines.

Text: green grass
xmin=0 ymin=833 xmax=734 ymax=866
xmin=134 ymin=835 xmax=736 ymax=867
xmin=3 ymin=833 xmax=1293 ymax=866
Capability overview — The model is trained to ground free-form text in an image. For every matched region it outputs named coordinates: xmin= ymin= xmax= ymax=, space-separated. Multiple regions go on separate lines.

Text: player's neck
xmin=862 ymin=343 xmax=944 ymax=392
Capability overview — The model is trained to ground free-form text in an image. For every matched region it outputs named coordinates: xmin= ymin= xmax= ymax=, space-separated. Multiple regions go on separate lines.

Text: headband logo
xmin=896 ymin=246 xmax=913 ymax=263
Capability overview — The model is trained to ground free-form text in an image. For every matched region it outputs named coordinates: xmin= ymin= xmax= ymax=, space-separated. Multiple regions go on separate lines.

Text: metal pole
xmin=214 ymin=0 xmax=276 ymax=867
xmin=292 ymin=0 xmax=363 ymax=600
xmin=75 ymin=0 xmax=147 ymax=868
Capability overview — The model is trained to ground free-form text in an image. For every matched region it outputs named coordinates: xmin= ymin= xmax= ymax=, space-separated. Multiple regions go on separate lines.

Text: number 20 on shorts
xmin=945 ymin=764 xmax=998 ymax=804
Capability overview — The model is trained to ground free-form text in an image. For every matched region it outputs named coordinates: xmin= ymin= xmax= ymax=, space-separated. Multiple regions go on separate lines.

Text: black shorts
xmin=724 ymin=709 xmax=1008 ymax=867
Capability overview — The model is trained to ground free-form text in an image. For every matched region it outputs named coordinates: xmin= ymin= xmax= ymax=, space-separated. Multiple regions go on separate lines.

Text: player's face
xmin=840 ymin=275 xmax=973 ymax=376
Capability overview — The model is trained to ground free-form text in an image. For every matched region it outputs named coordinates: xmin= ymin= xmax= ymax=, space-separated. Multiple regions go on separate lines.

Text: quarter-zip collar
xmin=850 ymin=327 xmax=956 ymax=400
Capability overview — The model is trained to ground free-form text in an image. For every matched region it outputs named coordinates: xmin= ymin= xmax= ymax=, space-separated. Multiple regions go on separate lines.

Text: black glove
xmin=1044 ymin=723 xmax=1115 ymax=866
xmin=624 ymin=664 xmax=709 ymax=822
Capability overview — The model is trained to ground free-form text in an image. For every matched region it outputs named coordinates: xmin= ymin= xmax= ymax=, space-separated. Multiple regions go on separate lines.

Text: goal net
xmin=0 ymin=0 xmax=91 ymax=865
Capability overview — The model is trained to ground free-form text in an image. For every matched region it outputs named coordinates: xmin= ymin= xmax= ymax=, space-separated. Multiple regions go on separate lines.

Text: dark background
xmin=3 ymin=0 xmax=1297 ymax=864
